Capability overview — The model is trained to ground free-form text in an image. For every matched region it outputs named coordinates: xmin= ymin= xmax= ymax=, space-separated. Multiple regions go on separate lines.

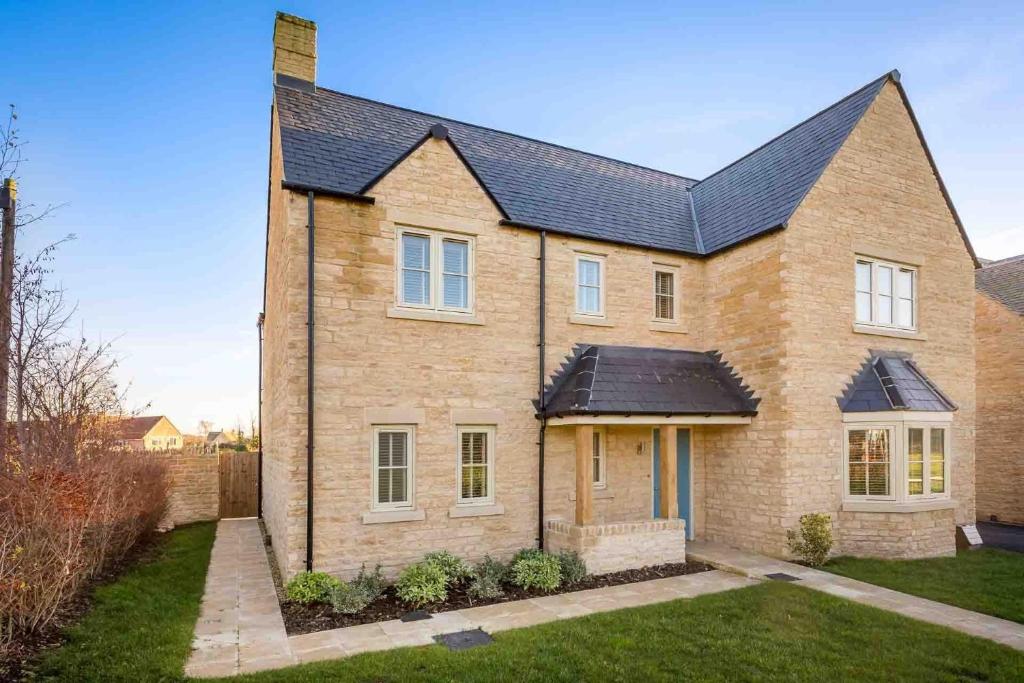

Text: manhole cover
xmin=765 ymin=572 xmax=800 ymax=582
xmin=400 ymin=610 xmax=432 ymax=622
xmin=435 ymin=628 xmax=494 ymax=651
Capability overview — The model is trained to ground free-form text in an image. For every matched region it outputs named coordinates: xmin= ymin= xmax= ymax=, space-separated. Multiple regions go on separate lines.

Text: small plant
xmin=396 ymin=561 xmax=448 ymax=607
xmin=510 ymin=552 xmax=561 ymax=592
xmin=352 ymin=563 xmax=387 ymax=602
xmin=511 ymin=547 xmax=544 ymax=565
xmin=328 ymin=582 xmax=372 ymax=614
xmin=286 ymin=571 xmax=341 ymax=605
xmin=423 ymin=550 xmax=472 ymax=585
xmin=787 ymin=513 xmax=833 ymax=567
xmin=467 ymin=555 xmax=508 ymax=600
xmin=556 ymin=550 xmax=587 ymax=585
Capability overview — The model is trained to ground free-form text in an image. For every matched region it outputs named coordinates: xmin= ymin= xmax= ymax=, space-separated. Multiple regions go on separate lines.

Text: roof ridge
xmin=304 ymin=84 xmax=701 ymax=184
xmin=980 ymin=252 xmax=1024 ymax=268
xmin=692 ymin=71 xmax=896 ymax=189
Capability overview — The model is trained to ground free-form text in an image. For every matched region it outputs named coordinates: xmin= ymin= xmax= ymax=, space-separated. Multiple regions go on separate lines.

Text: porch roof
xmin=539 ymin=345 xmax=760 ymax=419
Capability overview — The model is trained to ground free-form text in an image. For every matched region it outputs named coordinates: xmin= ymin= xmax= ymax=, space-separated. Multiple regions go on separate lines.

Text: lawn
xmin=825 ymin=548 xmax=1024 ymax=624
xmin=32 ymin=522 xmax=1024 ymax=682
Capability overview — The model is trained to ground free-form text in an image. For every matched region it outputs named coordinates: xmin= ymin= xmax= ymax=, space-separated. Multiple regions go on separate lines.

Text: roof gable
xmin=976 ymin=254 xmax=1024 ymax=314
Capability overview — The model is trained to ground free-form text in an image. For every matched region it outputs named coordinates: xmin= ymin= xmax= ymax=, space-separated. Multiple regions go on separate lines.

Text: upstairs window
xmin=653 ymin=268 xmax=676 ymax=321
xmin=575 ymin=253 xmax=605 ymax=316
xmin=397 ymin=228 xmax=474 ymax=313
xmin=855 ymin=258 xmax=916 ymax=330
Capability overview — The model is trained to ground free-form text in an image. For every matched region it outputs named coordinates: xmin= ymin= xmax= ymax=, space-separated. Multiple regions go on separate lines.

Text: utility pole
xmin=0 ymin=178 xmax=17 ymax=458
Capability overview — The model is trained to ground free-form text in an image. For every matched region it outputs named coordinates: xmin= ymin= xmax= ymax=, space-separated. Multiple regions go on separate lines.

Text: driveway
xmin=977 ymin=521 xmax=1024 ymax=553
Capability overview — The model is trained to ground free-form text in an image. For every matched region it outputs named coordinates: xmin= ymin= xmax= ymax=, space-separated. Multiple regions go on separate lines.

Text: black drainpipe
xmin=257 ymin=313 xmax=264 ymax=519
xmin=305 ymin=191 xmax=316 ymax=572
xmin=537 ymin=231 xmax=547 ymax=550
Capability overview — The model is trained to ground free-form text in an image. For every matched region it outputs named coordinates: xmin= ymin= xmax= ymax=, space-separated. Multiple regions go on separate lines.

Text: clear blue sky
xmin=6 ymin=0 xmax=1023 ymax=433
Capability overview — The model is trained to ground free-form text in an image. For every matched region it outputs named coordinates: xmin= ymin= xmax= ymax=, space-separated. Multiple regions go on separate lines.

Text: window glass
xmin=855 ymin=261 xmax=872 ymax=322
xmin=655 ymin=271 xmax=675 ymax=320
xmin=896 ymin=269 xmax=914 ymax=328
xmin=908 ymin=427 xmax=924 ymax=495
xmin=459 ymin=430 xmax=489 ymax=502
xmin=930 ymin=429 xmax=946 ymax=494
xmin=877 ymin=265 xmax=893 ymax=325
xmin=401 ymin=234 xmax=431 ymax=305
xmin=592 ymin=431 xmax=604 ymax=486
xmin=442 ymin=239 xmax=469 ymax=309
xmin=577 ymin=258 xmax=602 ymax=314
xmin=376 ymin=430 xmax=410 ymax=506
xmin=848 ymin=428 xmax=890 ymax=497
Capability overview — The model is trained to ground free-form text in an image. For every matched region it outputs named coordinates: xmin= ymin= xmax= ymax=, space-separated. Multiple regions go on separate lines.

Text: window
xmin=575 ymin=254 xmax=605 ymax=316
xmin=397 ymin=228 xmax=474 ymax=313
xmin=847 ymin=427 xmax=893 ymax=498
xmin=653 ymin=269 xmax=676 ymax=321
xmin=372 ymin=426 xmax=414 ymax=510
xmin=844 ymin=422 xmax=951 ymax=504
xmin=908 ymin=425 xmax=947 ymax=498
xmin=592 ymin=428 xmax=606 ymax=488
xmin=855 ymin=258 xmax=916 ymax=330
xmin=456 ymin=426 xmax=495 ymax=505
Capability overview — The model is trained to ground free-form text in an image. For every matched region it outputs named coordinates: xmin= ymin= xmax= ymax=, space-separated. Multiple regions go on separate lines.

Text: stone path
xmin=688 ymin=540 xmax=1024 ymax=652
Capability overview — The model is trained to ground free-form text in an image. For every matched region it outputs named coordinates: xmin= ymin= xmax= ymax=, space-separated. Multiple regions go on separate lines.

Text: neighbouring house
xmin=116 ymin=415 xmax=183 ymax=451
xmin=260 ymin=13 xmax=978 ymax=580
xmin=975 ymin=254 xmax=1024 ymax=525
xmin=206 ymin=431 xmax=234 ymax=449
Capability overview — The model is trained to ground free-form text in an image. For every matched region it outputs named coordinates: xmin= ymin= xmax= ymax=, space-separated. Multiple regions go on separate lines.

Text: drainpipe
xmin=257 ymin=312 xmax=264 ymax=519
xmin=537 ymin=231 xmax=547 ymax=550
xmin=305 ymin=191 xmax=315 ymax=572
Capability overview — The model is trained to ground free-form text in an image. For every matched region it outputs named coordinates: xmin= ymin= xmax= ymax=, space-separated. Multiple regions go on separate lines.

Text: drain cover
xmin=435 ymin=629 xmax=494 ymax=651
xmin=400 ymin=610 xmax=432 ymax=622
xmin=765 ymin=572 xmax=800 ymax=582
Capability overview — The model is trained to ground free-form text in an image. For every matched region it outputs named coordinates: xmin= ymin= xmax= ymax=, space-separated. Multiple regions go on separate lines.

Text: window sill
xmin=842 ymin=499 xmax=955 ymax=513
xmin=362 ymin=508 xmax=426 ymax=524
xmin=569 ymin=314 xmax=613 ymax=327
xmin=649 ymin=321 xmax=687 ymax=334
xmin=568 ymin=489 xmax=615 ymax=501
xmin=852 ymin=323 xmax=927 ymax=341
xmin=387 ymin=307 xmax=483 ymax=325
xmin=448 ymin=502 xmax=505 ymax=518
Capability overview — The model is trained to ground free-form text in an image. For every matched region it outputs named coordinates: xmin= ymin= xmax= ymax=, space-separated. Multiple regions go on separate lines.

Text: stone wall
xmin=975 ymin=292 xmax=1024 ymax=524
xmin=154 ymin=450 xmax=219 ymax=526
xmin=545 ymin=519 xmax=687 ymax=574
xmin=837 ymin=508 xmax=956 ymax=558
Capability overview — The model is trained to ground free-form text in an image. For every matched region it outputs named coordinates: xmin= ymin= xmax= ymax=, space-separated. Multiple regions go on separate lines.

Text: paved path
xmin=688 ymin=540 xmax=1024 ymax=651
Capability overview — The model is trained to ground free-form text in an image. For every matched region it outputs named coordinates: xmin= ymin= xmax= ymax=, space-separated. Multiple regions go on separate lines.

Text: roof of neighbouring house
xmin=976 ymin=253 xmax=1024 ymax=315
xmin=838 ymin=352 xmax=957 ymax=413
xmin=538 ymin=345 xmax=759 ymax=417
xmin=274 ymin=70 xmax=918 ymax=256
xmin=116 ymin=416 xmax=166 ymax=440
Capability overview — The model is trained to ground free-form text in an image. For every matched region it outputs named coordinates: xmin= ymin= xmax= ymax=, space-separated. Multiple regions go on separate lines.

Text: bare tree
xmin=198 ymin=419 xmax=213 ymax=437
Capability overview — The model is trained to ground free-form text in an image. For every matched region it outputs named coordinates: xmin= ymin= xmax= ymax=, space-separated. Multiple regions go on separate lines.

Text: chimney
xmin=273 ymin=12 xmax=317 ymax=84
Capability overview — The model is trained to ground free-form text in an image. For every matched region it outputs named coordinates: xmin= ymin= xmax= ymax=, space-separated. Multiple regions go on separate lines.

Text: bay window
xmin=843 ymin=420 xmax=951 ymax=507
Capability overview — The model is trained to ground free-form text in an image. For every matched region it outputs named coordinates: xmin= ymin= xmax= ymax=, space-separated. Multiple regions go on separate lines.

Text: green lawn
xmin=32 ymin=522 xmax=1024 ymax=682
xmin=825 ymin=548 xmax=1024 ymax=624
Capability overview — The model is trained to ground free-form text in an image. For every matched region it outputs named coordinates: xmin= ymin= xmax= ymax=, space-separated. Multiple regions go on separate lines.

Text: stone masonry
xmin=545 ymin=519 xmax=687 ymax=574
xmin=154 ymin=450 xmax=219 ymax=527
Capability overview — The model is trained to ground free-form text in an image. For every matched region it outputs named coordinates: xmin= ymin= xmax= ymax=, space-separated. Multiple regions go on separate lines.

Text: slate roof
xmin=116 ymin=416 xmax=165 ymax=440
xmin=539 ymin=345 xmax=759 ymax=417
xmin=838 ymin=352 xmax=957 ymax=413
xmin=274 ymin=71 xmax=901 ymax=256
xmin=976 ymin=253 xmax=1024 ymax=315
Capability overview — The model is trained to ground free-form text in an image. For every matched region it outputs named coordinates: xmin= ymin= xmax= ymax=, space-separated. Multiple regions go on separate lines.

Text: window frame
xmin=371 ymin=425 xmax=416 ymax=511
xmin=574 ymin=252 xmax=606 ymax=318
xmin=652 ymin=265 xmax=679 ymax=323
xmin=854 ymin=257 xmax=917 ymax=331
xmin=905 ymin=423 xmax=951 ymax=501
xmin=592 ymin=427 xmax=607 ymax=489
xmin=843 ymin=424 xmax=897 ymax=502
xmin=395 ymin=227 xmax=475 ymax=315
xmin=842 ymin=420 xmax=952 ymax=506
xmin=455 ymin=425 xmax=496 ymax=507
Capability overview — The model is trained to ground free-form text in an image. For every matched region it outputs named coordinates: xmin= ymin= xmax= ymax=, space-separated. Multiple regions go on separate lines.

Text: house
xmin=206 ymin=431 xmax=234 ymax=449
xmin=116 ymin=415 xmax=183 ymax=451
xmin=260 ymin=13 xmax=978 ymax=580
xmin=975 ymin=254 xmax=1024 ymax=525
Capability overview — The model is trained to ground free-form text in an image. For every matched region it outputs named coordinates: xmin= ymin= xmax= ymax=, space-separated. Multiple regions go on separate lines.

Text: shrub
xmin=556 ymin=550 xmax=587 ymax=585
xmin=328 ymin=582 xmax=372 ymax=615
xmin=352 ymin=563 xmax=386 ymax=602
xmin=787 ymin=513 xmax=833 ymax=567
xmin=467 ymin=556 xmax=508 ymax=601
xmin=423 ymin=550 xmax=471 ymax=585
xmin=510 ymin=552 xmax=561 ymax=592
xmin=286 ymin=572 xmax=341 ymax=605
xmin=511 ymin=547 xmax=544 ymax=565
xmin=396 ymin=561 xmax=448 ymax=607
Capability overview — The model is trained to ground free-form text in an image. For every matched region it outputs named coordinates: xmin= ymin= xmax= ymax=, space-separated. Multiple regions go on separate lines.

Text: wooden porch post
xmin=659 ymin=425 xmax=678 ymax=519
xmin=575 ymin=424 xmax=593 ymax=525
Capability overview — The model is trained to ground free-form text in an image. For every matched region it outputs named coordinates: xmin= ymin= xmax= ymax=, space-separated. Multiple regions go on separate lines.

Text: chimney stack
xmin=273 ymin=12 xmax=317 ymax=84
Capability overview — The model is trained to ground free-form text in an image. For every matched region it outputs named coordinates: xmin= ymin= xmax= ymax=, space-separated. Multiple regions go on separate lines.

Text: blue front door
xmin=652 ymin=428 xmax=692 ymax=539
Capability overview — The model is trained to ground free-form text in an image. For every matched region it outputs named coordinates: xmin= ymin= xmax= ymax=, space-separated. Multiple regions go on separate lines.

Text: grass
xmin=824 ymin=548 xmax=1024 ymax=624
xmin=33 ymin=523 xmax=1024 ymax=682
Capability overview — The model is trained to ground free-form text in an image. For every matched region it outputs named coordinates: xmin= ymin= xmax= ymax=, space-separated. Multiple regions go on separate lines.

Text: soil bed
xmin=279 ymin=559 xmax=714 ymax=636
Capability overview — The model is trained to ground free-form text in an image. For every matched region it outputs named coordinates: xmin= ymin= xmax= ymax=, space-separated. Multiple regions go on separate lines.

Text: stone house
xmin=260 ymin=13 xmax=978 ymax=580
xmin=975 ymin=255 xmax=1024 ymax=525
xmin=116 ymin=415 xmax=183 ymax=451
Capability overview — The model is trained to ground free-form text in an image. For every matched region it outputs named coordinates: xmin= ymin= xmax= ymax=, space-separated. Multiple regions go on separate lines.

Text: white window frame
xmin=592 ymin=427 xmax=607 ymax=489
xmin=395 ymin=227 xmax=475 ymax=314
xmin=455 ymin=425 xmax=496 ymax=506
xmin=905 ymin=423 xmax=951 ymax=501
xmin=854 ymin=256 xmax=917 ymax=331
xmin=843 ymin=424 xmax=897 ymax=502
xmin=371 ymin=425 xmax=416 ymax=511
xmin=652 ymin=265 xmax=679 ymax=323
xmin=842 ymin=419 xmax=952 ymax=505
xmin=574 ymin=252 xmax=606 ymax=317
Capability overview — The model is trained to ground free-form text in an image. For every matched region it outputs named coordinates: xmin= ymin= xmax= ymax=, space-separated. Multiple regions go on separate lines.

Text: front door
xmin=652 ymin=428 xmax=692 ymax=539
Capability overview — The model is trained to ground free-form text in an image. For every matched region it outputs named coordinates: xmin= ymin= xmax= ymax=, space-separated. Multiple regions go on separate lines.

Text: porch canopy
xmin=539 ymin=345 xmax=760 ymax=524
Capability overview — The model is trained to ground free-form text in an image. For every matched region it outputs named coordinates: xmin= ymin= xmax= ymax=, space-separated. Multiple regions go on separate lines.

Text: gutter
xmin=282 ymin=180 xmax=375 ymax=204
xmin=537 ymin=231 xmax=547 ymax=550
xmin=305 ymin=190 xmax=316 ymax=572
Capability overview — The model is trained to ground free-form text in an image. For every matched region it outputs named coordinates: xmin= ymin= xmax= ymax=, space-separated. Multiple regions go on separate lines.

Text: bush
xmin=787 ymin=513 xmax=833 ymax=567
xmin=396 ymin=561 xmax=448 ymax=607
xmin=286 ymin=572 xmax=341 ymax=605
xmin=328 ymin=582 xmax=372 ymax=615
xmin=511 ymin=547 xmax=544 ymax=565
xmin=556 ymin=550 xmax=587 ymax=585
xmin=510 ymin=552 xmax=561 ymax=592
xmin=423 ymin=550 xmax=471 ymax=585
xmin=352 ymin=563 xmax=386 ymax=602
xmin=467 ymin=556 xmax=508 ymax=600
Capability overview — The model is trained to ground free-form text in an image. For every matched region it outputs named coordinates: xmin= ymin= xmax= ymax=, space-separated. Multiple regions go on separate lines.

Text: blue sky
xmin=6 ymin=0 xmax=1023 ymax=433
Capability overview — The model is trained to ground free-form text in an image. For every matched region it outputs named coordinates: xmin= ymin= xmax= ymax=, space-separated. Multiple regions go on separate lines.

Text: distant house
xmin=206 ymin=431 xmax=234 ymax=449
xmin=117 ymin=416 xmax=183 ymax=451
